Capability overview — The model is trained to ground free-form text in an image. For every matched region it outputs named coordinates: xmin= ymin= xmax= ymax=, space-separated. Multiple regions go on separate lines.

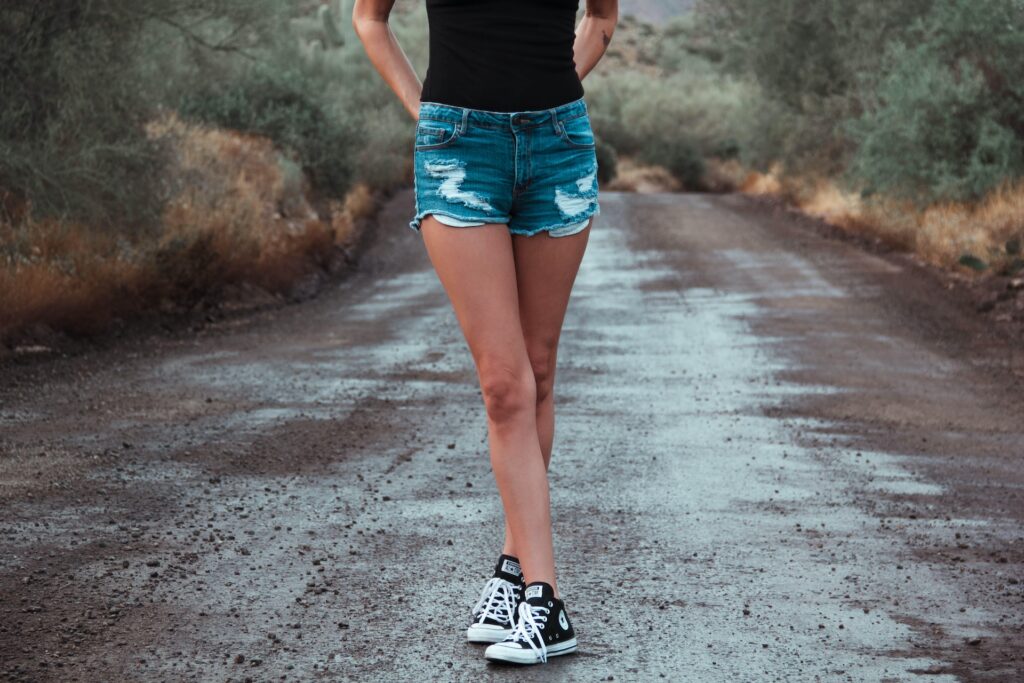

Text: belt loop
xmin=549 ymin=106 xmax=560 ymax=134
xmin=460 ymin=107 xmax=470 ymax=134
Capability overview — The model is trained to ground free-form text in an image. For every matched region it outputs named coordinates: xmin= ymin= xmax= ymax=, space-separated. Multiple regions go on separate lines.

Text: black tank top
xmin=420 ymin=0 xmax=585 ymax=113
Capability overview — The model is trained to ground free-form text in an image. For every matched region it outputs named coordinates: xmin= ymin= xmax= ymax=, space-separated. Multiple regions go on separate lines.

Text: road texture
xmin=1 ymin=190 xmax=1023 ymax=682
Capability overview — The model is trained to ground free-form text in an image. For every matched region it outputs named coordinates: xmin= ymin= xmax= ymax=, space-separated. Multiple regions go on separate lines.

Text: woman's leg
xmin=500 ymin=222 xmax=592 ymax=565
xmin=419 ymin=216 xmax=558 ymax=592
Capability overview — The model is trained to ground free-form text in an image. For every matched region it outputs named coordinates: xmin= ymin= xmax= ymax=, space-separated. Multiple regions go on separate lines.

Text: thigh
xmin=420 ymin=216 xmax=529 ymax=372
xmin=512 ymin=220 xmax=592 ymax=355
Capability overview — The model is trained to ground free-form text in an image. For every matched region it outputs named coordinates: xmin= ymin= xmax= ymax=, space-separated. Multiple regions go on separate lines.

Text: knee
xmin=479 ymin=362 xmax=536 ymax=424
xmin=528 ymin=345 xmax=556 ymax=404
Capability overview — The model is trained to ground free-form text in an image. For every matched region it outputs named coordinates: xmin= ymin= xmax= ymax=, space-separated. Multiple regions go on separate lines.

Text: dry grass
xmin=740 ymin=167 xmax=1024 ymax=274
xmin=606 ymin=157 xmax=747 ymax=194
xmin=1 ymin=114 xmax=375 ymax=345
xmin=0 ymin=218 xmax=145 ymax=336
xmin=606 ymin=157 xmax=683 ymax=193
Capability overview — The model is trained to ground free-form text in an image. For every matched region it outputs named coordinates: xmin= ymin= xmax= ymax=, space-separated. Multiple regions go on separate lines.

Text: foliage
xmin=178 ymin=44 xmax=358 ymax=199
xmin=693 ymin=0 xmax=1024 ymax=202
xmin=849 ymin=0 xmax=1024 ymax=203
xmin=0 ymin=0 xmax=415 ymax=229
xmin=0 ymin=0 xmax=284 ymax=227
xmin=0 ymin=1 xmax=162 ymax=227
xmin=594 ymin=136 xmax=619 ymax=185
xmin=587 ymin=48 xmax=747 ymax=189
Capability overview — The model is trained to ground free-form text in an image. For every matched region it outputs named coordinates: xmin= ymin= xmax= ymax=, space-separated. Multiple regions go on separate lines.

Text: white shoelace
xmin=505 ymin=601 xmax=551 ymax=663
xmin=471 ymin=577 xmax=520 ymax=626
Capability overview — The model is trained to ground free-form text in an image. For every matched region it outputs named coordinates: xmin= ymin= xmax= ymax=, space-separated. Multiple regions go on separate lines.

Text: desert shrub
xmin=355 ymin=107 xmax=416 ymax=191
xmin=695 ymin=0 xmax=934 ymax=176
xmin=584 ymin=72 xmax=647 ymax=157
xmin=848 ymin=0 xmax=1024 ymax=203
xmin=0 ymin=2 xmax=164 ymax=228
xmin=0 ymin=0 xmax=290 ymax=229
xmin=640 ymin=136 xmax=705 ymax=190
xmin=695 ymin=0 xmax=1024 ymax=202
xmin=178 ymin=49 xmax=358 ymax=199
xmin=586 ymin=64 xmax=747 ymax=188
xmin=594 ymin=137 xmax=619 ymax=185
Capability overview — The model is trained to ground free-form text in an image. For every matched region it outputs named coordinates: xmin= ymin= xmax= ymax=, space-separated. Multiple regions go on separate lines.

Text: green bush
xmin=586 ymin=64 xmax=747 ymax=188
xmin=178 ymin=52 xmax=358 ymax=198
xmin=691 ymin=0 xmax=1024 ymax=202
xmin=0 ymin=0 xmax=294 ymax=228
xmin=594 ymin=136 xmax=619 ymax=185
xmin=848 ymin=0 xmax=1024 ymax=203
xmin=0 ymin=2 xmax=165 ymax=227
xmin=695 ymin=0 xmax=934 ymax=176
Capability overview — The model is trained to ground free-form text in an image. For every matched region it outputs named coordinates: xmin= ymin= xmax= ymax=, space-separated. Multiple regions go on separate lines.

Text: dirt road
xmin=2 ymin=190 xmax=1022 ymax=682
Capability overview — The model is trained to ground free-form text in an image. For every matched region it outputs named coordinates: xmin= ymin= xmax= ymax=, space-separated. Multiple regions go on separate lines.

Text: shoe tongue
xmin=493 ymin=554 xmax=523 ymax=585
xmin=522 ymin=581 xmax=555 ymax=604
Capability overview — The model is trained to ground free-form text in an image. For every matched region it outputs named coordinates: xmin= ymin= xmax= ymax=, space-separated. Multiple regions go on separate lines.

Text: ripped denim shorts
xmin=408 ymin=96 xmax=600 ymax=237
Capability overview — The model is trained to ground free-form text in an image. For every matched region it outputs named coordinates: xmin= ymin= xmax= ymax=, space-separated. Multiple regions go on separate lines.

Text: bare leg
xmin=500 ymin=221 xmax=592 ymax=570
xmin=420 ymin=216 xmax=557 ymax=592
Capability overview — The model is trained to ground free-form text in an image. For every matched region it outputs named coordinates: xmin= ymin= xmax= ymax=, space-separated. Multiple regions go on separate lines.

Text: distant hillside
xmin=619 ymin=0 xmax=694 ymax=23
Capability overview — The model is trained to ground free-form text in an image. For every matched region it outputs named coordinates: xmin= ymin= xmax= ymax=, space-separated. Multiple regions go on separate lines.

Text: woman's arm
xmin=352 ymin=0 xmax=422 ymax=120
xmin=573 ymin=0 xmax=619 ymax=81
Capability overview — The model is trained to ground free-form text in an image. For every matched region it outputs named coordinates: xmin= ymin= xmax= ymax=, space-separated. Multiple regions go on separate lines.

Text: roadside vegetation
xmin=0 ymin=0 xmax=423 ymax=346
xmin=587 ymin=0 xmax=1024 ymax=276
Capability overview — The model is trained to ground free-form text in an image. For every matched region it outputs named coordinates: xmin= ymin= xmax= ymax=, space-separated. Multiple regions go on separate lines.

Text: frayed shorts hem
xmin=507 ymin=205 xmax=600 ymax=238
xmin=407 ymin=210 xmax=511 ymax=233
xmin=409 ymin=206 xmax=599 ymax=238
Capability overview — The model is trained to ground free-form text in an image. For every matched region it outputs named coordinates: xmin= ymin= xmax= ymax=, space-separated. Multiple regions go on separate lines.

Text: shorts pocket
xmin=414 ymin=118 xmax=462 ymax=151
xmin=557 ymin=115 xmax=596 ymax=149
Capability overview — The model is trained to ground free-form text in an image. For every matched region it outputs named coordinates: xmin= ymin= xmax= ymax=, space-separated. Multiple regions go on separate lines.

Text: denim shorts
xmin=408 ymin=96 xmax=600 ymax=237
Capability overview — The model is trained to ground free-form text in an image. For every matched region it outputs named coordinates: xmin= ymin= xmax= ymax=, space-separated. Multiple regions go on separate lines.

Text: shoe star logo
xmin=559 ymin=611 xmax=569 ymax=630
xmin=525 ymin=585 xmax=543 ymax=601
xmin=501 ymin=559 xmax=521 ymax=576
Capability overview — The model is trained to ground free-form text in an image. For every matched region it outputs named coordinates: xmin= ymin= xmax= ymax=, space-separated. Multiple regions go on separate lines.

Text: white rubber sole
xmin=466 ymin=623 xmax=512 ymax=644
xmin=484 ymin=637 xmax=578 ymax=664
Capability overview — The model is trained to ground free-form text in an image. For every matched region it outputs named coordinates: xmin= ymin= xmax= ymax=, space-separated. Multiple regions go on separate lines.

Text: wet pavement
xmin=1 ymin=190 xmax=1023 ymax=682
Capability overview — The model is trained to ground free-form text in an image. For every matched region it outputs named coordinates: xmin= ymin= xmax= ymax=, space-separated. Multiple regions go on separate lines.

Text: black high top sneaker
xmin=484 ymin=581 xmax=578 ymax=664
xmin=466 ymin=553 xmax=525 ymax=643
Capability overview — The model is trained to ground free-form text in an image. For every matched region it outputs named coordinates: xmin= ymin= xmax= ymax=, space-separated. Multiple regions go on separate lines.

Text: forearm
xmin=353 ymin=15 xmax=422 ymax=119
xmin=573 ymin=7 xmax=618 ymax=81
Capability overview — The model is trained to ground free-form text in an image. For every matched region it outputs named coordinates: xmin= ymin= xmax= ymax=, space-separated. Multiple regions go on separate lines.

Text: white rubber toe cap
xmin=466 ymin=623 xmax=511 ymax=643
